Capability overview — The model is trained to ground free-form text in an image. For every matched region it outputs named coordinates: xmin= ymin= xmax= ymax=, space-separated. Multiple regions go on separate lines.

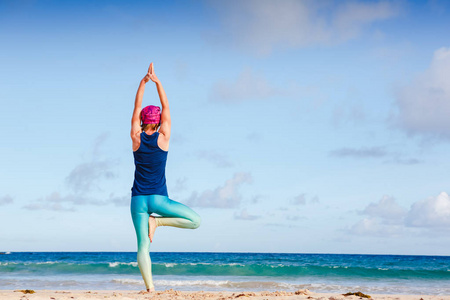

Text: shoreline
xmin=1 ymin=289 xmax=449 ymax=300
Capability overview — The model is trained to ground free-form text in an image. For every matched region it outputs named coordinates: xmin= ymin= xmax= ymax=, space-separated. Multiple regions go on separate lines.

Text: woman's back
xmin=132 ymin=131 xmax=168 ymax=197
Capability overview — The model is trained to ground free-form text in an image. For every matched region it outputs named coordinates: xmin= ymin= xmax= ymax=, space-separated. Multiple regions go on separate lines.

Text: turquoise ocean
xmin=0 ymin=252 xmax=449 ymax=294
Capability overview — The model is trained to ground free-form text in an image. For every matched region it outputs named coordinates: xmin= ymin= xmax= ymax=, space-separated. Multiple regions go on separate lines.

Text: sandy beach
xmin=1 ymin=289 xmax=449 ymax=300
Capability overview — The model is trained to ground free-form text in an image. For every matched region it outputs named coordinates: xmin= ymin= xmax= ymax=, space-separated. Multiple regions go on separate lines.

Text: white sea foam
xmin=111 ymin=278 xmax=305 ymax=290
xmin=152 ymin=262 xmax=246 ymax=267
xmin=108 ymin=262 xmax=138 ymax=267
xmin=111 ymin=278 xmax=144 ymax=285
xmin=269 ymin=264 xmax=284 ymax=268
xmin=35 ymin=261 xmax=59 ymax=265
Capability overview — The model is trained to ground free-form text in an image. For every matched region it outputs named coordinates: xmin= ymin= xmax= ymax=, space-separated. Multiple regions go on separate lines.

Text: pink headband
xmin=141 ymin=105 xmax=161 ymax=124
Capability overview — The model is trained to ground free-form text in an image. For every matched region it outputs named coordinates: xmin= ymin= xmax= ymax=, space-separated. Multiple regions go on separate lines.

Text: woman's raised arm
xmin=149 ymin=63 xmax=171 ymax=140
xmin=131 ymin=64 xmax=151 ymax=141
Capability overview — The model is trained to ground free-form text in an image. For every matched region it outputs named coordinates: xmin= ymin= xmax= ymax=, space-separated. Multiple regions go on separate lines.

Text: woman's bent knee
xmin=191 ymin=213 xmax=201 ymax=229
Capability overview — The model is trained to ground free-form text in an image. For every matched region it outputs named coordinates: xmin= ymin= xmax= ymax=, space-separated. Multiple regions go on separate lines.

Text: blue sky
xmin=1 ymin=0 xmax=450 ymax=255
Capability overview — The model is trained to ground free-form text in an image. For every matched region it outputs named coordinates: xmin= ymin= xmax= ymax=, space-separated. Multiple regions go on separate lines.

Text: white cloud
xmin=187 ymin=172 xmax=252 ymax=208
xmin=23 ymin=133 xmax=126 ymax=211
xmin=394 ymin=47 xmax=450 ymax=139
xmin=65 ymin=160 xmax=116 ymax=193
xmin=405 ymin=192 xmax=450 ymax=228
xmin=333 ymin=1 xmax=399 ymax=41
xmin=349 ymin=217 xmax=404 ymax=237
xmin=206 ymin=0 xmax=400 ymax=56
xmin=362 ymin=195 xmax=407 ymax=224
xmin=349 ymin=192 xmax=450 ymax=236
xmin=65 ymin=132 xmax=117 ymax=193
xmin=0 ymin=194 xmax=13 ymax=206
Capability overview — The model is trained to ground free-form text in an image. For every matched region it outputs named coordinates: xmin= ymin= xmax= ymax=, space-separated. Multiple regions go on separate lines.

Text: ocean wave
xmin=112 ymin=278 xmax=298 ymax=290
xmin=2 ymin=252 xmax=450 ymax=294
xmin=35 ymin=261 xmax=61 ymax=265
xmin=109 ymin=262 xmax=138 ymax=268
xmin=1 ymin=261 xmax=449 ymax=280
xmin=111 ymin=278 xmax=143 ymax=285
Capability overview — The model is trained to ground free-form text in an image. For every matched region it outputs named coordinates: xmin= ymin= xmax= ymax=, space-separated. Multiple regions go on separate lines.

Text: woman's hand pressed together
xmin=148 ymin=62 xmax=160 ymax=84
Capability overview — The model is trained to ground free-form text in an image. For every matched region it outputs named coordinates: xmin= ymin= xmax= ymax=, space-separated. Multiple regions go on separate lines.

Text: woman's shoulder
xmin=132 ymin=131 xmax=142 ymax=152
xmin=157 ymin=131 xmax=169 ymax=152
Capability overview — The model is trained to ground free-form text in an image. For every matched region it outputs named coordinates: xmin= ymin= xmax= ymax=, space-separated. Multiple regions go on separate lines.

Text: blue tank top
xmin=131 ymin=131 xmax=168 ymax=197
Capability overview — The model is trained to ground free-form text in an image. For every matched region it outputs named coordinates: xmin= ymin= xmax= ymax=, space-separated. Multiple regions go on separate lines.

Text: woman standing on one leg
xmin=130 ymin=62 xmax=201 ymax=292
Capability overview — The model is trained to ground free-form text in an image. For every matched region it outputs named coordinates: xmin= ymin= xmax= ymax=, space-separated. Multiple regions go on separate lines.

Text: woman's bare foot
xmin=148 ymin=216 xmax=157 ymax=242
xmin=138 ymin=287 xmax=155 ymax=294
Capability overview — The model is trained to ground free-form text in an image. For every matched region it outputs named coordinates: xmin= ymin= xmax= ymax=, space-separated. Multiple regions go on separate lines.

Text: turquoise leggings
xmin=130 ymin=195 xmax=201 ymax=290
